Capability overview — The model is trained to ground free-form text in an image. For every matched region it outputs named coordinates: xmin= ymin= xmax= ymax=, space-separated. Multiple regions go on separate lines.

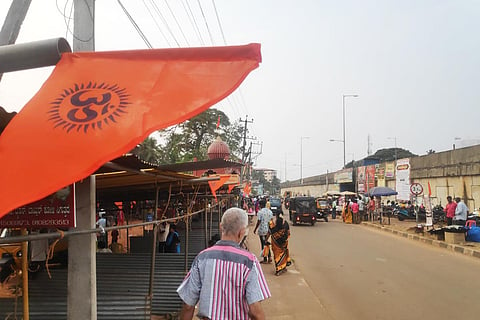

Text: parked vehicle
xmin=283 ymin=191 xmax=292 ymax=210
xmin=395 ymin=204 xmax=445 ymax=223
xmin=269 ymin=197 xmax=283 ymax=215
xmin=315 ymin=197 xmax=329 ymax=222
xmin=288 ymin=196 xmax=317 ymax=226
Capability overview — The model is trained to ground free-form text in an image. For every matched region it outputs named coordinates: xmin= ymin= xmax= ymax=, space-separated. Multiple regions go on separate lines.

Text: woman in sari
xmin=343 ymin=198 xmax=353 ymax=224
xmin=267 ymin=212 xmax=291 ymax=276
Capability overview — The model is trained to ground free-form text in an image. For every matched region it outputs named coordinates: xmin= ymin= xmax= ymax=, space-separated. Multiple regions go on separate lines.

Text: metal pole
xmin=204 ymin=200 xmax=209 ymax=249
xmin=21 ymin=228 xmax=29 ymax=320
xmin=342 ymin=95 xmax=346 ymax=168
xmin=148 ymin=186 xmax=159 ymax=298
xmin=0 ymin=37 xmax=71 ymax=73
xmin=300 ymin=138 xmax=303 ymax=184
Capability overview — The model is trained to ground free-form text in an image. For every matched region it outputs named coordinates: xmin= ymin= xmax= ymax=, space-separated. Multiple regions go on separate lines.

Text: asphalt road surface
xmin=288 ymin=218 xmax=480 ymax=320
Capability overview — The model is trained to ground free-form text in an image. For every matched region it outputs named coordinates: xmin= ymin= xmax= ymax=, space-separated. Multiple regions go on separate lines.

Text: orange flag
xmin=228 ymin=184 xmax=238 ymax=194
xmin=243 ymin=182 xmax=251 ymax=196
xmin=0 ymin=44 xmax=261 ymax=218
xmin=208 ymin=175 xmax=231 ymax=201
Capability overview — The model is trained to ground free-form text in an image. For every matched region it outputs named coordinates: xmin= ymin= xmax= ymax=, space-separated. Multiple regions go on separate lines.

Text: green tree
xmin=133 ymin=136 xmax=161 ymax=164
xmin=148 ymin=108 xmax=244 ymax=164
xmin=251 ymin=169 xmax=281 ymax=196
xmin=356 ymin=148 xmax=417 ymax=165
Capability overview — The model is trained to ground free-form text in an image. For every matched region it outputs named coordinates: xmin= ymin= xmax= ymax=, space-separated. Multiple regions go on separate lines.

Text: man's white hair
xmin=221 ymin=207 xmax=248 ymax=236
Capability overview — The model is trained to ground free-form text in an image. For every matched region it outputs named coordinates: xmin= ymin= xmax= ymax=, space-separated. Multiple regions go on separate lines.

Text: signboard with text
xmin=365 ymin=165 xmax=376 ymax=192
xmin=385 ymin=162 xmax=395 ymax=179
xmin=0 ymin=185 xmax=76 ymax=229
xmin=395 ymin=158 xmax=411 ymax=201
xmin=357 ymin=166 xmax=366 ymax=193
xmin=334 ymin=168 xmax=353 ymax=183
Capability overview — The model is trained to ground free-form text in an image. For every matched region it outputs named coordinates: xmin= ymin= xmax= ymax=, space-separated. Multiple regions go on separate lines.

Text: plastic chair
xmin=465 ymin=220 xmax=476 ymax=228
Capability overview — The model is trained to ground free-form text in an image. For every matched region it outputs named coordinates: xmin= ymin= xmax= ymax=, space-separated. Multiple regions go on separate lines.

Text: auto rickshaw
xmin=315 ymin=197 xmax=330 ymax=222
xmin=288 ymin=196 xmax=317 ymax=225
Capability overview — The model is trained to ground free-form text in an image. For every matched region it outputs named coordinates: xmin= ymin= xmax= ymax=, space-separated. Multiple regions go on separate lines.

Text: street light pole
xmin=342 ymin=94 xmax=359 ymax=168
xmin=300 ymin=136 xmax=309 ymax=184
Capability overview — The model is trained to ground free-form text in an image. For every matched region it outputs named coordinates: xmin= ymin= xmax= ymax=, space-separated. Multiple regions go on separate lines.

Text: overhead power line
xmin=163 ymin=0 xmax=190 ymax=46
xmin=182 ymin=0 xmax=205 ymax=45
xmin=196 ymin=0 xmax=215 ymax=45
xmin=146 ymin=0 xmax=180 ymax=47
xmin=141 ymin=0 xmax=172 ymax=46
xmin=118 ymin=0 xmax=153 ymax=48
xmin=211 ymin=0 xmax=226 ymax=45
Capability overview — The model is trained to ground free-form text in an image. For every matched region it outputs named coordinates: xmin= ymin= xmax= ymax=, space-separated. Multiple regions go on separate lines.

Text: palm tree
xmin=134 ymin=136 xmax=161 ymax=164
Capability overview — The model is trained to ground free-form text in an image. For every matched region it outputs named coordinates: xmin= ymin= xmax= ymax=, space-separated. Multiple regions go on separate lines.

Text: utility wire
xmin=64 ymin=0 xmax=74 ymax=40
xmin=118 ymin=0 xmax=153 ymax=48
xmin=197 ymin=0 xmax=215 ymax=45
xmin=57 ymin=0 xmax=93 ymax=43
xmin=141 ymin=0 xmax=172 ymax=46
xmin=182 ymin=0 xmax=205 ymax=45
xmin=164 ymin=0 xmax=190 ymax=46
xmin=211 ymin=0 xmax=226 ymax=45
xmin=148 ymin=0 xmax=180 ymax=47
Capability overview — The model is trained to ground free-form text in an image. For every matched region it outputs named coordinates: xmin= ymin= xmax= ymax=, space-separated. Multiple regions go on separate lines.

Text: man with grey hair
xmin=177 ymin=207 xmax=271 ymax=320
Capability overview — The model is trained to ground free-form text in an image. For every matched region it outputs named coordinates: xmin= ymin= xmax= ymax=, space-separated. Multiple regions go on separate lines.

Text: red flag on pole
xmin=208 ymin=175 xmax=231 ymax=201
xmin=428 ymin=181 xmax=432 ymax=197
xmin=243 ymin=182 xmax=251 ymax=196
xmin=216 ymin=115 xmax=221 ymax=129
xmin=0 ymin=44 xmax=261 ymax=218
xmin=228 ymin=184 xmax=238 ymax=194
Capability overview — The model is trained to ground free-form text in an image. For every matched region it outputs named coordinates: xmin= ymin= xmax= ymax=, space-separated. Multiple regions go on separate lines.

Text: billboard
xmin=395 ymin=158 xmax=411 ymax=201
xmin=376 ymin=164 xmax=386 ymax=187
xmin=0 ymin=185 xmax=76 ymax=229
xmin=366 ymin=165 xmax=376 ymax=191
xmin=357 ymin=166 xmax=366 ymax=193
xmin=385 ymin=162 xmax=395 ymax=179
xmin=335 ymin=168 xmax=353 ymax=183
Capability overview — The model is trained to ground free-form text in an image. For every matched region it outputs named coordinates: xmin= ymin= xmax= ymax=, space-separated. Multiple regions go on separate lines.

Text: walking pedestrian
xmin=267 ymin=211 xmax=291 ymax=276
xmin=253 ymin=199 xmax=273 ymax=263
xmin=331 ymin=198 xmax=337 ymax=219
xmin=177 ymin=207 xmax=270 ymax=320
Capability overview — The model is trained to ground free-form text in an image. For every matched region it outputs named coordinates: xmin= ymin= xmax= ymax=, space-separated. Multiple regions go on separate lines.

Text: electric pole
xmin=0 ymin=0 xmax=32 ymax=83
xmin=239 ymin=115 xmax=254 ymax=184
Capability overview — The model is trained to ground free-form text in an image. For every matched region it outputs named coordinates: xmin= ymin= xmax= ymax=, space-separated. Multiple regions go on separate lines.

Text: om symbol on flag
xmin=49 ymin=82 xmax=129 ymax=133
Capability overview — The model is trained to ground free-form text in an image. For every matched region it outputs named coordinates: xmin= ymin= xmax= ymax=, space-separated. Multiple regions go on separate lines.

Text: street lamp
xmin=300 ymin=136 xmax=310 ymax=184
xmin=342 ymin=94 xmax=359 ymax=168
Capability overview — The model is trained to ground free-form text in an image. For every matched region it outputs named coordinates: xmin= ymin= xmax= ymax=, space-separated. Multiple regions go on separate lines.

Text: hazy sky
xmin=1 ymin=0 xmax=479 ymax=181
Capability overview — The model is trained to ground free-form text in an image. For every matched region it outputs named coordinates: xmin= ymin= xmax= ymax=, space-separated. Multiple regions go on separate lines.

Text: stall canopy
xmin=95 ymin=154 xmax=242 ymax=202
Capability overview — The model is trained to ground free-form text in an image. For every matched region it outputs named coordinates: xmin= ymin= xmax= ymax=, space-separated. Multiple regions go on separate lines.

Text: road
xmin=285 ymin=218 xmax=480 ymax=320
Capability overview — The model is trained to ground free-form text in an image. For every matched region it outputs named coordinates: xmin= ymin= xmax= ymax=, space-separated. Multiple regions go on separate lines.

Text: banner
xmin=0 ymin=185 xmax=75 ymax=229
xmin=357 ymin=166 xmax=366 ymax=193
xmin=365 ymin=165 xmax=376 ymax=191
xmin=385 ymin=161 xmax=395 ymax=179
xmin=395 ymin=158 xmax=411 ymax=201
xmin=0 ymin=44 xmax=261 ymax=218
xmin=335 ymin=168 xmax=353 ymax=183
xmin=376 ymin=163 xmax=385 ymax=187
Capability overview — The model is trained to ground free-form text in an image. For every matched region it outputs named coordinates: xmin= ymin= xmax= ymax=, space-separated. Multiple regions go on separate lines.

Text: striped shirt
xmin=177 ymin=240 xmax=271 ymax=319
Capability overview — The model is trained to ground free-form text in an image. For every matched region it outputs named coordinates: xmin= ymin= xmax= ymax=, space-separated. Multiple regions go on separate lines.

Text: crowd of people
xmin=176 ymin=197 xmax=291 ymax=319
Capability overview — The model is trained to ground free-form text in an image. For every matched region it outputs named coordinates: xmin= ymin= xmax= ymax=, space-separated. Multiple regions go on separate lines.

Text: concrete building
xmin=255 ymin=168 xmax=277 ymax=183
xmin=281 ymin=144 xmax=480 ymax=211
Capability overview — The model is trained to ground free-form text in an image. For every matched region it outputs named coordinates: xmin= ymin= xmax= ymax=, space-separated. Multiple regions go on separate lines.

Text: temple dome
xmin=207 ymin=136 xmax=230 ymax=160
